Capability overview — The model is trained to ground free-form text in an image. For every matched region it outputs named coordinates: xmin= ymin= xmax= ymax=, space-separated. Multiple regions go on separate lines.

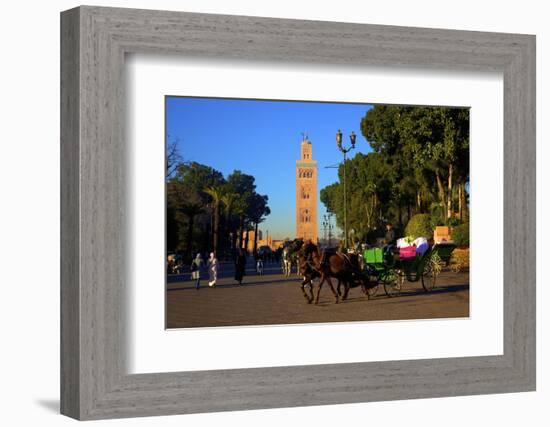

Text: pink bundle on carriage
xmin=397 ymin=237 xmax=429 ymax=260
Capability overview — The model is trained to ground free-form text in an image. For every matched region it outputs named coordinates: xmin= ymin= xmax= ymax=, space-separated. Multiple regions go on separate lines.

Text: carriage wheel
xmin=421 ymin=264 xmax=437 ymax=292
xmin=360 ymin=270 xmax=380 ymax=298
xmin=367 ymin=285 xmax=379 ymax=298
xmin=383 ymin=272 xmax=403 ymax=297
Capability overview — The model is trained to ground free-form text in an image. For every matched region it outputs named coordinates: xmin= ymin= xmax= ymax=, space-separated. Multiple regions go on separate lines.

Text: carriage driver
xmin=383 ymin=223 xmax=396 ymax=255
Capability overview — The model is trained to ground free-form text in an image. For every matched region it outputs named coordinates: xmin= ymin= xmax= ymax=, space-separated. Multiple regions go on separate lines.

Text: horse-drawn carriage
xmin=362 ymin=242 xmax=456 ymax=297
xmin=289 ymin=237 xmax=456 ymax=304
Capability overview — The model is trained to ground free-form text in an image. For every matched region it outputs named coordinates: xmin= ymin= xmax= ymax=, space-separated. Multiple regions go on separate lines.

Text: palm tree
xmin=204 ymin=185 xmax=224 ymax=254
xmin=253 ymin=217 xmax=265 ymax=254
xmin=179 ymin=202 xmax=203 ymax=255
xmin=244 ymin=193 xmax=270 ymax=255
xmin=220 ymin=192 xmax=239 ymax=255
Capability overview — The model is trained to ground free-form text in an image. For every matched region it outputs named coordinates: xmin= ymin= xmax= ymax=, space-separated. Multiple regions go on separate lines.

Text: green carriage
xmin=362 ymin=243 xmax=456 ymax=297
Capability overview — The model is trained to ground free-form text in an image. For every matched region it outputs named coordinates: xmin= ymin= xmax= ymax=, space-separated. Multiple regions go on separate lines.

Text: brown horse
xmin=299 ymin=242 xmax=371 ymax=304
xmin=297 ymin=246 xmax=323 ymax=303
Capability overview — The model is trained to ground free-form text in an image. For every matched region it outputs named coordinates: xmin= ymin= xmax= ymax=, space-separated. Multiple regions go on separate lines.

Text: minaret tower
xmin=295 ymin=133 xmax=318 ymax=243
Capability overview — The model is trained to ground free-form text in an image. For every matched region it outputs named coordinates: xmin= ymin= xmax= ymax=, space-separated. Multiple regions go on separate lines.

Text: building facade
xmin=241 ymin=230 xmax=288 ymax=253
xmin=295 ymin=135 xmax=318 ymax=243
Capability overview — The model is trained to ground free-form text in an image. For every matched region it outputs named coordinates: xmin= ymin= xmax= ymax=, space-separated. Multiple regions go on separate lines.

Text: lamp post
xmin=336 ymin=129 xmax=356 ymax=250
xmin=322 ymin=213 xmax=334 ymax=247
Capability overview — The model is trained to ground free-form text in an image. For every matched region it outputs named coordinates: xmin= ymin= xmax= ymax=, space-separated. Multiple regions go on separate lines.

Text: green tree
xmin=220 ymin=191 xmax=240 ymax=254
xmin=321 ymin=152 xmax=394 ymax=239
xmin=226 ymin=170 xmax=257 ymax=251
xmin=321 ymin=105 xmax=469 ymax=244
xmin=361 ymin=106 xmax=422 ymax=225
xmin=166 ymin=160 xmax=271 ymax=259
xmin=404 ymin=213 xmax=432 ymax=239
xmin=398 ymin=107 xmax=469 ymax=223
xmin=166 ymin=162 xmax=225 ymax=254
xmin=204 ymin=185 xmax=225 ymax=254
xmin=179 ymin=202 xmax=204 ymax=255
xmin=361 ymin=105 xmax=469 ymax=225
xmin=166 ymin=136 xmax=183 ymax=180
xmin=248 ymin=193 xmax=271 ymax=254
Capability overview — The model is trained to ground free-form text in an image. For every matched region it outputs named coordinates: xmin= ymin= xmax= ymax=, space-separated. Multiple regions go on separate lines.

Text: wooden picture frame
xmin=61 ymin=5 xmax=536 ymax=420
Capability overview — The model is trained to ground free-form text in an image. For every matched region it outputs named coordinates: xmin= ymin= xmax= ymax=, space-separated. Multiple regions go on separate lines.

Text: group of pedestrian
xmin=190 ymin=252 xmax=218 ymax=290
xmin=190 ymin=249 xmax=248 ymax=290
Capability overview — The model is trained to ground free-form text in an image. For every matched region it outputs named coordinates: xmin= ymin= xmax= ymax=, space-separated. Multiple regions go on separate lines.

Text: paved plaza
xmin=166 ymin=260 xmax=469 ymax=329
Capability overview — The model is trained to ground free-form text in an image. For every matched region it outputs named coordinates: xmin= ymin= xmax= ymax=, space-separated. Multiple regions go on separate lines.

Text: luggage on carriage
xmin=362 ymin=239 xmax=456 ymax=297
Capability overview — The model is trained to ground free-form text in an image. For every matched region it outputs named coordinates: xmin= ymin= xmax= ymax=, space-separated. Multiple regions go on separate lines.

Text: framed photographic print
xmin=61 ymin=6 xmax=535 ymax=420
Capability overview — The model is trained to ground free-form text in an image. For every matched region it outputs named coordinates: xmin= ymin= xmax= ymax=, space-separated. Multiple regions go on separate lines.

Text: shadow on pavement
xmin=367 ymin=283 xmax=470 ymax=303
xmin=167 ymin=276 xmax=303 ymax=291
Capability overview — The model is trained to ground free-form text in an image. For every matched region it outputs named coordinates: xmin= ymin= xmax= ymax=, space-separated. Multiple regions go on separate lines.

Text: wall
xmin=0 ymin=0 xmax=547 ymax=426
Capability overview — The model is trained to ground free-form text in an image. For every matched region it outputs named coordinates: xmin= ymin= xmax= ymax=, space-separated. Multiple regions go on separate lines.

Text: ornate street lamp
xmin=322 ymin=213 xmax=334 ymax=247
xmin=350 ymin=131 xmax=356 ymax=147
xmin=336 ymin=130 xmax=356 ymax=250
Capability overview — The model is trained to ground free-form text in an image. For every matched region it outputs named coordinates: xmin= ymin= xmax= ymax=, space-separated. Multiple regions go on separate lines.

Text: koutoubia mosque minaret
xmin=296 ymin=133 xmax=318 ymax=243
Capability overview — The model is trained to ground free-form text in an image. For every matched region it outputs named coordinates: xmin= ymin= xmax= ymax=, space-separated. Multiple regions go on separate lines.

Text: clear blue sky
xmin=166 ymin=96 xmax=373 ymax=240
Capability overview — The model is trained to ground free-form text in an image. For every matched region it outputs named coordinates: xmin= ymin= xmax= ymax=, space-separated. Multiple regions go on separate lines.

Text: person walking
xmin=256 ymin=256 xmax=264 ymax=276
xmin=190 ymin=253 xmax=205 ymax=290
xmin=234 ymin=248 xmax=246 ymax=285
xmin=207 ymin=252 xmax=218 ymax=287
xmin=384 ymin=223 xmax=396 ymax=246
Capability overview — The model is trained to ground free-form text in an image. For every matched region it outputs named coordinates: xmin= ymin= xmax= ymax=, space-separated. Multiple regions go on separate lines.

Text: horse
xmin=296 ymin=247 xmax=322 ymax=303
xmin=281 ymin=238 xmax=303 ymax=277
xmin=300 ymin=241 xmax=373 ymax=305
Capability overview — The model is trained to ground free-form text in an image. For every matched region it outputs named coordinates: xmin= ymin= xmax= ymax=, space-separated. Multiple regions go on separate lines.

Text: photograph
xmin=165 ymin=97 xmax=470 ymax=329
